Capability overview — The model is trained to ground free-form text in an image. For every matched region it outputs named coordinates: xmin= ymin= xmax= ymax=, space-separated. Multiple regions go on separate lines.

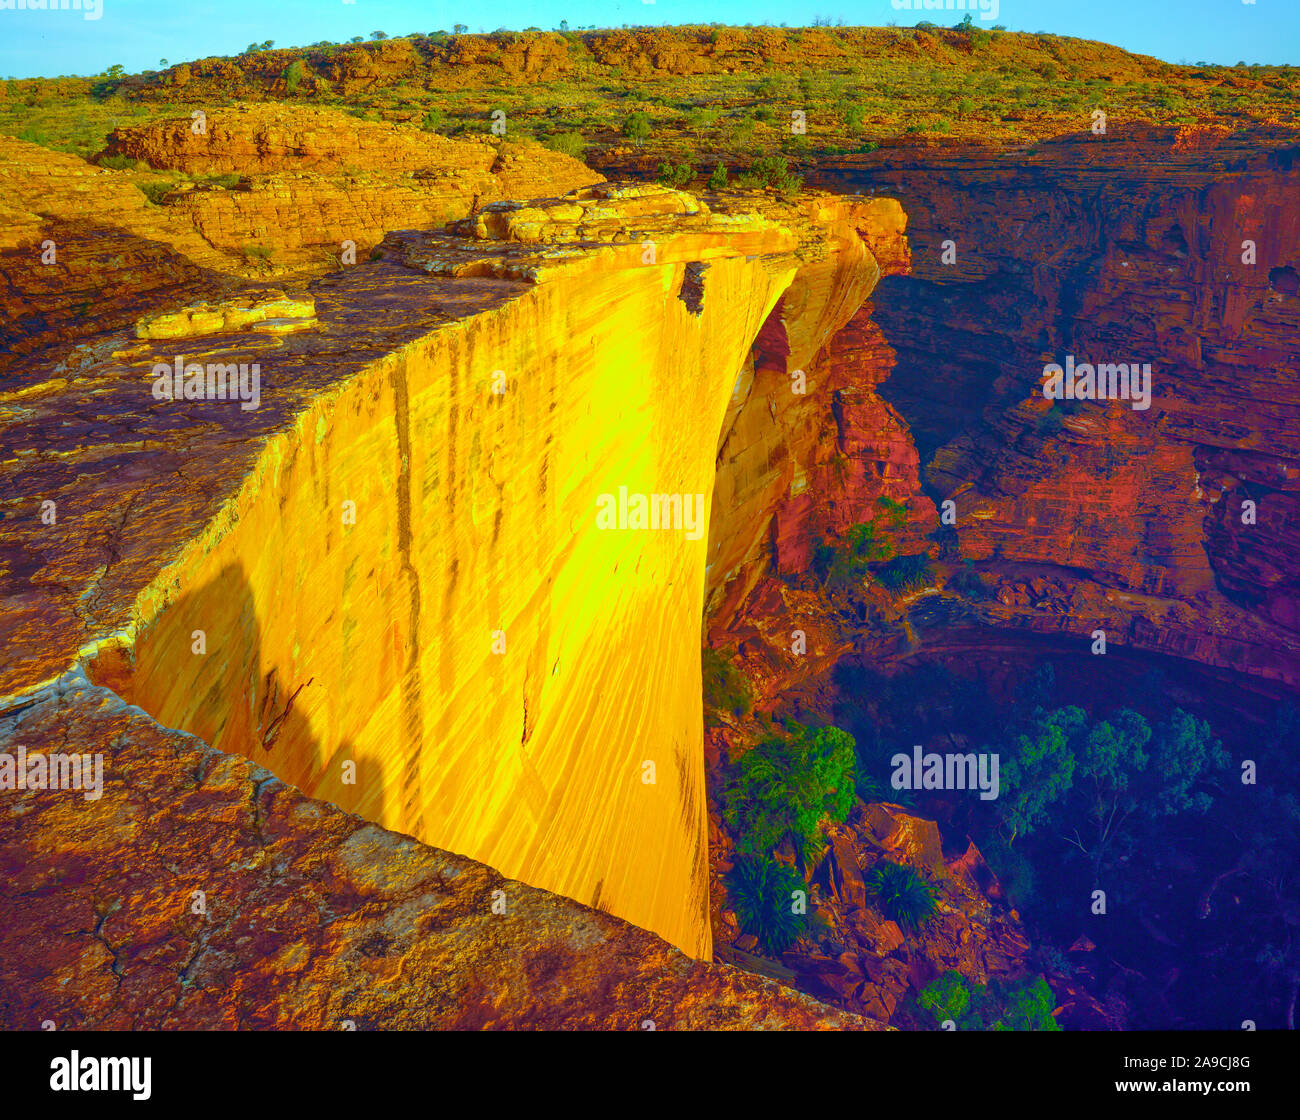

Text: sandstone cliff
xmin=1 ymin=178 xmax=902 ymax=964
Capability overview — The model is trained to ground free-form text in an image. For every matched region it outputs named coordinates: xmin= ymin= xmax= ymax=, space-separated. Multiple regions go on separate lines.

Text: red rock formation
xmin=0 ymin=674 xmax=877 ymax=1030
xmin=802 ymin=127 xmax=1300 ymax=689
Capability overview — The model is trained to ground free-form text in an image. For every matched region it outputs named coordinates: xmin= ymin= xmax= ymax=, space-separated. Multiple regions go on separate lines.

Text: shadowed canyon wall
xmin=775 ymin=127 xmax=1300 ymax=691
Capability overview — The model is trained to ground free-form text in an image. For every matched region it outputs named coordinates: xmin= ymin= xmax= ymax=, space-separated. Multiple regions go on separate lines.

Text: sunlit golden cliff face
xmin=2 ymin=176 xmax=902 ymax=958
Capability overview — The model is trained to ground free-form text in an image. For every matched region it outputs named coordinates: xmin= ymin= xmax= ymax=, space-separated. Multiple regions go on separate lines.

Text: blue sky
xmin=1 ymin=0 xmax=1297 ymax=79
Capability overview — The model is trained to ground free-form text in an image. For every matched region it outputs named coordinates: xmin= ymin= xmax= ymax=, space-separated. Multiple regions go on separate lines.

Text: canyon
xmin=2 ymin=83 xmax=1298 ymax=1029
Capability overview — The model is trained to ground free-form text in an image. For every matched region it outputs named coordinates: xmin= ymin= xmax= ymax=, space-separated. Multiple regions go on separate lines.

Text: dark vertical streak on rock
xmin=392 ymin=354 xmax=425 ymax=823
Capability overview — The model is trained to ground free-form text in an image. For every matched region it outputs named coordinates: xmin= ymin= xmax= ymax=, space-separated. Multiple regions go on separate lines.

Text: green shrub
xmin=812 ymin=519 xmax=895 ymax=593
xmin=1037 ymin=406 xmax=1065 ymax=434
xmin=726 ymin=855 xmax=808 ymax=956
xmin=735 ymin=154 xmax=801 ymax=194
xmin=420 ymin=108 xmax=444 ymax=132
xmin=919 ymin=970 xmax=1060 ymax=1030
xmin=948 ymin=559 xmax=989 ymax=600
xmin=980 ymin=835 xmax=1038 ymax=911
xmin=655 ymin=160 xmax=694 ymax=189
xmin=89 ymin=77 xmax=122 ymax=101
xmin=875 ymin=495 xmax=909 ymax=530
xmin=868 ymin=860 xmax=937 ymax=929
xmin=706 ymin=162 xmax=728 ymax=190
xmin=876 ymin=553 xmax=935 ymax=593
xmin=991 ymin=976 xmax=1060 ymax=1031
xmin=544 ymin=130 xmax=586 ymax=158
xmin=702 ymin=648 xmax=752 ymax=719
xmin=98 ymin=153 xmax=147 ymax=170
xmin=137 ymin=180 xmax=173 ymax=205
xmin=724 ymin=722 xmax=856 ymax=862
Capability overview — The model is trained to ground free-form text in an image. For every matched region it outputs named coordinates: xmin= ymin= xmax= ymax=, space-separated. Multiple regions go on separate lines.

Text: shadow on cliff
xmin=90 ymin=561 xmax=386 ymax=826
xmin=1 ymin=218 xmax=268 ymax=377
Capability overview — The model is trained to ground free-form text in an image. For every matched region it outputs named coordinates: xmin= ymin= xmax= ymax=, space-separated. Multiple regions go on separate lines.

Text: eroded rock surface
xmin=0 ymin=674 xmax=876 ymax=1030
xmin=1 ymin=107 xmax=602 ymax=364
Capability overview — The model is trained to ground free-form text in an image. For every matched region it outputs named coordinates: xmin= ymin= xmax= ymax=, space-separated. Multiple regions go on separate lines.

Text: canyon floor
xmin=2 ymin=26 xmax=1298 ymax=1031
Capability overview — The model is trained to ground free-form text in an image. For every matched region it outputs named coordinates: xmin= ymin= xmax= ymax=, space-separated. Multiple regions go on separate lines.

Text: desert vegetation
xmin=4 ymin=24 xmax=1297 ymax=178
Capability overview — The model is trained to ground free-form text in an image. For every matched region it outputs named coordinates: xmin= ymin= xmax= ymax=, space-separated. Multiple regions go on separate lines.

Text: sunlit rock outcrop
xmin=0 ymin=109 xmax=602 ymax=366
xmin=0 ymin=183 xmax=898 ymax=960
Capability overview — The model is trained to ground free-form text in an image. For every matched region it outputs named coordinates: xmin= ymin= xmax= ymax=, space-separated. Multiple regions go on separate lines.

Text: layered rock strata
xmin=0 ymin=108 xmax=601 ymax=364
xmin=776 ymin=126 xmax=1300 ymax=689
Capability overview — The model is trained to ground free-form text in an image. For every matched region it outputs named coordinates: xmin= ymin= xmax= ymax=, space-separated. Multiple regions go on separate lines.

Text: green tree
xmin=1066 ymin=708 xmax=1152 ymax=876
xmin=724 ymin=722 xmax=856 ymax=863
xmin=1000 ymin=706 xmax=1084 ymax=843
xmin=919 ymin=969 xmax=970 ymax=1022
xmin=1000 ymin=705 xmax=1228 ymax=878
xmin=1144 ymin=708 xmax=1229 ymax=816
xmin=623 ymin=111 xmax=651 ymax=146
